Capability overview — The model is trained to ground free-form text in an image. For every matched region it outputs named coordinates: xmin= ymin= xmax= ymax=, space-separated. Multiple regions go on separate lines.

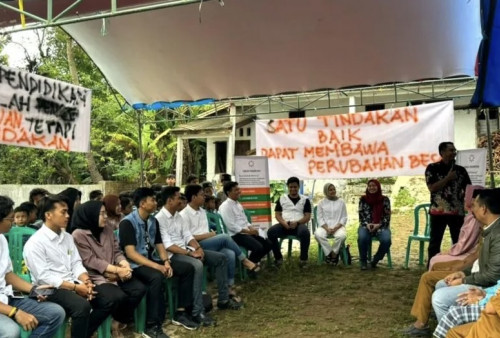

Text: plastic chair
xmin=134 ymin=295 xmax=147 ymax=334
xmin=52 ymin=318 xmax=68 ymax=338
xmin=5 ymin=227 xmax=36 ymax=281
xmin=97 ymin=316 xmax=112 ymax=338
xmin=311 ymin=206 xmax=348 ymax=265
xmin=206 ymin=213 xmax=227 ymax=235
xmin=404 ymin=203 xmax=431 ymax=269
xmin=164 ymin=278 xmax=178 ymax=320
xmin=20 ymin=327 xmax=31 ymax=338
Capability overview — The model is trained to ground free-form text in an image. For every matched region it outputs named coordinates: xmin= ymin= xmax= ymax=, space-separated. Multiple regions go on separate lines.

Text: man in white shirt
xmin=218 ymin=182 xmax=272 ymax=265
xmin=180 ymin=185 xmax=259 ymax=299
xmin=24 ymin=195 xmax=113 ymax=338
xmin=156 ymin=186 xmax=241 ymax=328
xmin=267 ymin=176 xmax=311 ymax=268
xmin=0 ymin=195 xmax=65 ymax=338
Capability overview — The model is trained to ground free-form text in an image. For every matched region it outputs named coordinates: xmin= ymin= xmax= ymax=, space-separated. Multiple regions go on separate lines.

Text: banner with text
xmin=456 ymin=148 xmax=487 ymax=186
xmin=0 ymin=65 xmax=91 ymax=152
xmin=256 ymin=101 xmax=454 ymax=179
xmin=234 ymin=156 xmax=272 ymax=229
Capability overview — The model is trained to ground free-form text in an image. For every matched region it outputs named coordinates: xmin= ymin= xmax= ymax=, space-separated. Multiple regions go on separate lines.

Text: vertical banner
xmin=0 ymin=66 xmax=91 ymax=152
xmin=234 ymin=156 xmax=272 ymax=229
xmin=256 ymin=101 xmax=454 ymax=179
xmin=456 ymin=148 xmax=487 ymax=186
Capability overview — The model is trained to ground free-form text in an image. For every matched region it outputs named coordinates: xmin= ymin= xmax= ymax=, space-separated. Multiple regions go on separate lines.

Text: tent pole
xmin=482 ymin=107 xmax=496 ymax=187
xmin=137 ymin=109 xmax=145 ymax=187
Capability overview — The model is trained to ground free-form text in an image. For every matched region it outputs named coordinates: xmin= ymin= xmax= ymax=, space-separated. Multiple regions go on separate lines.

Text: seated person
xmin=18 ymin=202 xmax=40 ymax=229
xmin=267 ymin=176 xmax=311 ymax=268
xmin=216 ymin=174 xmax=232 ymax=204
xmin=0 ymin=195 xmax=65 ymax=338
xmin=119 ymin=193 xmax=134 ymax=216
xmin=186 ymin=174 xmax=199 ymax=185
xmin=314 ymin=183 xmax=347 ymax=265
xmin=156 ymin=187 xmax=238 ymax=327
xmin=119 ymin=188 xmax=198 ymax=336
xmin=28 ymin=188 xmax=49 ymax=206
xmin=89 ymin=190 xmax=104 ymax=202
xmin=204 ymin=196 xmax=217 ymax=232
xmin=181 ymin=185 xmax=259 ymax=298
xmin=446 ymin=290 xmax=500 ymax=338
xmin=179 ymin=194 xmax=188 ymax=212
xmin=201 ymin=182 xmax=214 ymax=197
xmin=103 ymin=194 xmax=123 ymax=230
xmin=219 ymin=182 xmax=272 ymax=266
xmin=72 ymin=201 xmax=147 ymax=338
xmin=357 ymin=179 xmax=391 ymax=270
xmin=402 ymin=188 xmax=500 ymax=337
xmin=13 ymin=206 xmax=28 ymax=227
xmin=429 ymin=185 xmax=484 ymax=271
xmin=433 ymin=281 xmax=500 ymax=338
xmin=23 ymin=195 xmax=113 ymax=338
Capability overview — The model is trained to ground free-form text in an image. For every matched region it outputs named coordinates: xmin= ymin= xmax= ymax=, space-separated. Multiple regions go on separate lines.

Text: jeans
xmin=200 ymin=234 xmax=245 ymax=286
xmin=170 ymin=250 xmax=228 ymax=316
xmin=267 ymin=224 xmax=311 ymax=261
xmin=432 ymin=279 xmax=472 ymax=322
xmin=357 ymin=226 xmax=391 ymax=263
xmin=0 ymin=297 xmax=66 ymax=338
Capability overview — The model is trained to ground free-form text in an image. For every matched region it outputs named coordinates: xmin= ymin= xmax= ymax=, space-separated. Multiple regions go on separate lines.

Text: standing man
xmin=0 ymin=195 xmax=65 ymax=338
xmin=267 ymin=177 xmax=311 ymax=268
xmin=425 ymin=142 xmax=471 ymax=263
xmin=23 ymin=195 xmax=112 ymax=338
xmin=118 ymin=187 xmax=198 ymax=336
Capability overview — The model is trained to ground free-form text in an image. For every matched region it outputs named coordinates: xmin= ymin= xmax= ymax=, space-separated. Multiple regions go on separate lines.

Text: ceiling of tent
xmin=56 ymin=0 xmax=482 ymax=106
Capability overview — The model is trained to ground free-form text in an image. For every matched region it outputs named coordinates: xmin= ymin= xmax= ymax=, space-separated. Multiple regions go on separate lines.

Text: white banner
xmin=456 ymin=148 xmax=487 ymax=186
xmin=0 ymin=66 xmax=91 ymax=152
xmin=256 ymin=101 xmax=454 ymax=179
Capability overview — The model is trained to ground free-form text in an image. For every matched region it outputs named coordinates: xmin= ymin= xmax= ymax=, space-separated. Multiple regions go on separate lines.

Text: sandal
xmin=229 ymin=293 xmax=242 ymax=303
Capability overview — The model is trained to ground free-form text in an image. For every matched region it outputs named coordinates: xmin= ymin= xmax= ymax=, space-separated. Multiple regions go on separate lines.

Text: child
xmin=204 ymin=196 xmax=217 ymax=232
xmin=201 ymin=181 xmax=214 ymax=197
xmin=13 ymin=206 xmax=29 ymax=227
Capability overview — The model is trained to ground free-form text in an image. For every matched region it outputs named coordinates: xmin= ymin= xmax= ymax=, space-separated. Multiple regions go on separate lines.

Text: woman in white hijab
xmin=314 ymin=183 xmax=348 ymax=265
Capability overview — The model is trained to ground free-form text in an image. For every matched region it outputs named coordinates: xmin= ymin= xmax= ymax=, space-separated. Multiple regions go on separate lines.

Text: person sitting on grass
xmin=357 ymin=179 xmax=391 ymax=270
xmin=314 ymin=183 xmax=348 ymax=266
xmin=181 ymin=184 xmax=259 ymax=301
xmin=0 ymin=195 xmax=66 ymax=338
xmin=402 ymin=188 xmax=500 ymax=337
xmin=72 ymin=201 xmax=147 ymax=338
xmin=267 ymin=176 xmax=311 ymax=269
xmin=13 ymin=206 xmax=29 ymax=227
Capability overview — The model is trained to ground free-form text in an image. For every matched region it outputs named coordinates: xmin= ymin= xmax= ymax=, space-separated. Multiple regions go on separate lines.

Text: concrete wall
xmin=0 ymin=181 xmax=140 ymax=207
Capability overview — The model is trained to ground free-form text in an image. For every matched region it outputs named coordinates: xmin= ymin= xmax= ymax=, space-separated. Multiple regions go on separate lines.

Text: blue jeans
xmin=432 ymin=279 xmax=472 ymax=322
xmin=357 ymin=226 xmax=391 ymax=263
xmin=199 ymin=234 xmax=245 ymax=286
xmin=0 ymin=297 xmax=66 ymax=338
xmin=170 ymin=250 xmax=228 ymax=316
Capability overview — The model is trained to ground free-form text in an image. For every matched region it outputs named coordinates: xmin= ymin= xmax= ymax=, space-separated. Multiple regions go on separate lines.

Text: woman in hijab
xmin=358 ymin=179 xmax=391 ymax=270
xmin=314 ymin=183 xmax=348 ymax=265
xmin=103 ymin=195 xmax=122 ymax=230
xmin=72 ymin=201 xmax=147 ymax=338
xmin=58 ymin=187 xmax=82 ymax=232
xmin=429 ymin=184 xmax=484 ymax=271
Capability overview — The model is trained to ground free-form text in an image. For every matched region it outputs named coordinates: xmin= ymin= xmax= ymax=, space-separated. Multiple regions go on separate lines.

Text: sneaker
xmin=217 ymin=298 xmax=243 ymax=310
xmin=192 ymin=312 xmax=216 ymax=327
xmin=172 ymin=311 xmax=199 ymax=330
xmin=401 ymin=324 xmax=431 ymax=337
xmin=142 ymin=324 xmax=169 ymax=338
xmin=360 ymin=262 xmax=368 ymax=270
xmin=371 ymin=260 xmax=378 ymax=269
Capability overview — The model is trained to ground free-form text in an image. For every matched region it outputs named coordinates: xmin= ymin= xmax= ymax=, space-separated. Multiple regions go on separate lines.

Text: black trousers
xmin=267 ymin=224 xmax=311 ymax=261
xmin=134 ymin=261 xmax=194 ymax=326
xmin=231 ymin=233 xmax=272 ymax=263
xmin=47 ymin=288 xmax=113 ymax=338
xmin=428 ymin=214 xmax=465 ymax=264
xmin=94 ymin=276 xmax=147 ymax=323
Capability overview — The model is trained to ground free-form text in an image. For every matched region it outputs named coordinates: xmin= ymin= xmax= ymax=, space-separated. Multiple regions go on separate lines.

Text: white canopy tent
xmin=62 ymin=0 xmax=482 ymax=107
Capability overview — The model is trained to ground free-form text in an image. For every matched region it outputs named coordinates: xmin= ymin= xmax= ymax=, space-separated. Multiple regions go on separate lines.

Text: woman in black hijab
xmin=72 ymin=201 xmax=147 ymax=337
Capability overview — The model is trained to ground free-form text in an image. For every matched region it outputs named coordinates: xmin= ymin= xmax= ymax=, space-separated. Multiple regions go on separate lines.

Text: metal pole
xmin=482 ymin=107 xmax=496 ymax=188
xmin=137 ymin=109 xmax=145 ymax=187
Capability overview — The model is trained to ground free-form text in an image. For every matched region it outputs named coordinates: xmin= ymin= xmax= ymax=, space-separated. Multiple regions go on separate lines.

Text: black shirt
xmin=119 ymin=218 xmax=162 ymax=251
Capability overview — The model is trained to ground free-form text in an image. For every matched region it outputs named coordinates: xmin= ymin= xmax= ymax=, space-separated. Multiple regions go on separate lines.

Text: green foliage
xmin=346 ymin=177 xmax=397 ymax=186
xmin=270 ymin=180 xmax=286 ymax=203
xmin=394 ymin=187 xmax=417 ymax=208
